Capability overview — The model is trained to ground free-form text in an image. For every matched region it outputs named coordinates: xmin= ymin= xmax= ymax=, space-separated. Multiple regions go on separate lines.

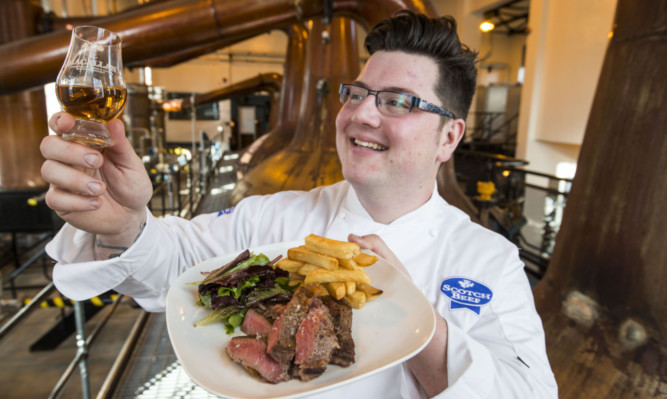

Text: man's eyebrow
xmin=351 ymin=81 xmax=418 ymax=96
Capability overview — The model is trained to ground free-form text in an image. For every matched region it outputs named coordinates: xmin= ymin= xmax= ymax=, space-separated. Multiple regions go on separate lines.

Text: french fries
xmin=338 ymin=257 xmax=362 ymax=270
xmin=344 ymin=281 xmax=356 ymax=295
xmin=305 ymin=234 xmax=360 ymax=259
xmin=354 ymin=252 xmax=379 ymax=267
xmin=297 ymin=263 xmax=320 ymax=276
xmin=325 ymin=282 xmax=346 ymax=300
xmin=277 ymin=234 xmax=382 ymax=309
xmin=288 ymin=246 xmax=338 ymax=270
xmin=304 ymin=268 xmax=371 ymax=285
xmin=275 ymin=258 xmax=304 ymax=273
xmin=356 ymin=282 xmax=383 ymax=301
xmin=342 ymin=291 xmax=367 ymax=309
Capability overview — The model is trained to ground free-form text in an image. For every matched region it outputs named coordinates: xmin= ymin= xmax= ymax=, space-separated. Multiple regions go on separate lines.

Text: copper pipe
xmin=0 ymin=0 xmax=436 ymax=95
xmin=48 ymin=16 xmax=105 ymax=31
xmin=533 ymin=0 xmax=666 ymax=397
xmin=132 ymin=34 xmax=255 ymax=68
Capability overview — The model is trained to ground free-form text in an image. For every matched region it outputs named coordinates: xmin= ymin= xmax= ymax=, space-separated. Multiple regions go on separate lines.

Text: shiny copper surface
xmin=131 ymin=34 xmax=256 ymax=68
xmin=241 ymin=23 xmax=308 ymax=169
xmin=533 ymin=0 xmax=666 ymax=396
xmin=0 ymin=90 xmax=49 ymax=191
xmin=0 ymin=0 xmax=43 ymax=41
xmin=229 ymin=0 xmax=441 ymax=202
xmin=0 ymin=0 xmax=48 ymax=190
xmin=230 ymin=16 xmax=359 ymax=202
xmin=0 ymin=0 xmax=437 ymax=94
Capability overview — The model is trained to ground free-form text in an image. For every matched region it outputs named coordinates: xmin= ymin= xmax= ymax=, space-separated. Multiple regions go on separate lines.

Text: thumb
xmin=348 ymin=233 xmax=393 ymax=259
xmin=105 ymin=119 xmax=139 ymax=162
xmin=49 ymin=112 xmax=75 ymax=136
xmin=348 ymin=234 xmax=410 ymax=277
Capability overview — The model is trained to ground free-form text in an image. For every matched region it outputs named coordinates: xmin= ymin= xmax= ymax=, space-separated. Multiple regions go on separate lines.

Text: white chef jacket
xmin=47 ymin=180 xmax=557 ymax=398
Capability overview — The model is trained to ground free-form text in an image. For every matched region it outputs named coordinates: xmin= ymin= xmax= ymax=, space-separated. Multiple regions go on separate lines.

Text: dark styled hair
xmin=365 ymin=10 xmax=478 ymax=120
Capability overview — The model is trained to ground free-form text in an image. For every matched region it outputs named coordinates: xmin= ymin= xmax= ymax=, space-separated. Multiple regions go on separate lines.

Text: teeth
xmin=353 ymin=138 xmax=387 ymax=151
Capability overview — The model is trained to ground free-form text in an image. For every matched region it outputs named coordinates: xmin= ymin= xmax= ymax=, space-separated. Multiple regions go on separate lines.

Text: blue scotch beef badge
xmin=440 ymin=277 xmax=493 ymax=314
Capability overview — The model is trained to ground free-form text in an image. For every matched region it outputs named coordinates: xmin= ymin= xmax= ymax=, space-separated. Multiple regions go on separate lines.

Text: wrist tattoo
xmin=94 ymin=219 xmax=147 ymax=260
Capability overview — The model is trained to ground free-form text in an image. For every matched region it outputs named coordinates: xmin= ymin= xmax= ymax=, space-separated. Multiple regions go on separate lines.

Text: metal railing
xmin=465 ymin=111 xmax=519 ymax=154
xmin=147 ymin=136 xmax=224 ymax=218
xmin=453 ymin=148 xmax=573 ymax=279
xmin=497 ymin=166 xmax=573 ymax=278
xmin=0 ymin=137 xmax=223 ymax=398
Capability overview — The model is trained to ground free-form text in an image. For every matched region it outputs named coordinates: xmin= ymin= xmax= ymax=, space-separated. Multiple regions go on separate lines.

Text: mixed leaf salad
xmin=191 ymin=249 xmax=296 ymax=334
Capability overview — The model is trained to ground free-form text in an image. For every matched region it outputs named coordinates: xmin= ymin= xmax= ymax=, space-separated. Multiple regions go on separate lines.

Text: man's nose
xmin=351 ymin=94 xmax=381 ymax=126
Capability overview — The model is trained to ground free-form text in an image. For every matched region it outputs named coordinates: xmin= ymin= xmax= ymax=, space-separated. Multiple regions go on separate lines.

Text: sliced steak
xmin=241 ymin=309 xmax=273 ymax=337
xmin=266 ymin=286 xmax=313 ymax=364
xmin=256 ymin=303 xmax=286 ymax=323
xmin=226 ymin=336 xmax=291 ymax=383
xmin=294 ymin=296 xmax=339 ymax=381
xmin=325 ymin=297 xmax=355 ymax=367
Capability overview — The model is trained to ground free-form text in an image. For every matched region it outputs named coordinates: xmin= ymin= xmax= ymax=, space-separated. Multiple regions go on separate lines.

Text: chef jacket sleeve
xmin=47 ymin=206 xmax=248 ymax=312
xmin=433 ymin=254 xmax=558 ymax=398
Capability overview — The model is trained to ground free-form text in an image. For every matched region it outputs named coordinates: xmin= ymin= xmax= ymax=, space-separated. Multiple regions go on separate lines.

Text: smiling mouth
xmin=352 ymin=138 xmax=388 ymax=151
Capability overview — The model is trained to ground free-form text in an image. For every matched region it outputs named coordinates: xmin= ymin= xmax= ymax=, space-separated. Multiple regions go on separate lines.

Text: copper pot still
xmin=230 ymin=16 xmax=359 ymax=203
xmin=0 ymin=1 xmax=48 ymax=191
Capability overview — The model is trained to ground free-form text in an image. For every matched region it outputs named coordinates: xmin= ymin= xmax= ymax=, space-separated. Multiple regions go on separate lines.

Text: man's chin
xmin=342 ymin=171 xmax=381 ymax=191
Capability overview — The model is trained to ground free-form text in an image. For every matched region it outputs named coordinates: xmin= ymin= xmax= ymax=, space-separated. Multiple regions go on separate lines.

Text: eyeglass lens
xmin=339 ymin=85 xmax=413 ymax=115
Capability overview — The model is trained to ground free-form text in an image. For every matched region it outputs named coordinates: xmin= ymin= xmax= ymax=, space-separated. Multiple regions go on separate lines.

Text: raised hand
xmin=41 ymin=112 xmax=152 ymax=241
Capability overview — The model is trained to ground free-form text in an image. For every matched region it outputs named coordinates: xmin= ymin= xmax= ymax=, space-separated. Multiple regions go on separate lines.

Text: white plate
xmin=166 ymin=241 xmax=436 ymax=399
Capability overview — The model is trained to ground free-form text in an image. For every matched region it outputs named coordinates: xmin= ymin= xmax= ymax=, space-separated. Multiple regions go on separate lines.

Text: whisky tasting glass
xmin=56 ymin=26 xmax=127 ymax=148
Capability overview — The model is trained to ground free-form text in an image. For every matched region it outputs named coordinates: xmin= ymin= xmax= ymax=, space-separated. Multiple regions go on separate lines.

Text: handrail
xmin=6 ymin=244 xmax=51 ymax=298
xmin=0 ymin=281 xmax=55 ymax=342
xmin=467 ymin=111 xmax=519 ymax=143
xmin=525 ymin=182 xmax=570 ymax=198
xmin=95 ymin=311 xmax=150 ymax=399
xmin=48 ymin=295 xmax=126 ymax=399
xmin=504 ymin=166 xmax=574 ymax=184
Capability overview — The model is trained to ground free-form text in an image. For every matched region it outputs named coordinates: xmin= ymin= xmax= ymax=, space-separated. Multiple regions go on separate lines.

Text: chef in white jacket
xmin=40 ymin=10 xmax=558 ymax=398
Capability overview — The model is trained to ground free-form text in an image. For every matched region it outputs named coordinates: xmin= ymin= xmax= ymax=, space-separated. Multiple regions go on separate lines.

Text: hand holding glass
xmin=56 ymin=26 xmax=127 ymax=149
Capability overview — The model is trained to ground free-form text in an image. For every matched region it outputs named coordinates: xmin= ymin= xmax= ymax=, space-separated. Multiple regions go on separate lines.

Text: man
xmin=41 ymin=11 xmax=557 ymax=398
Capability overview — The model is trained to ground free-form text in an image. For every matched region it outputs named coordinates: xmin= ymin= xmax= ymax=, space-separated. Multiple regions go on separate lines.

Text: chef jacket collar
xmin=343 ymin=182 xmax=443 ymax=227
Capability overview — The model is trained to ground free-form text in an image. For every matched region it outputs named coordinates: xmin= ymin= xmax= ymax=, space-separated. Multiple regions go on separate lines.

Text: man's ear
xmin=436 ymin=118 xmax=466 ymax=163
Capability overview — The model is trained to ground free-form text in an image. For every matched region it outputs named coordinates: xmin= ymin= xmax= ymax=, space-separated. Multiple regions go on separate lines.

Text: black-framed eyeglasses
xmin=339 ymin=83 xmax=456 ymax=119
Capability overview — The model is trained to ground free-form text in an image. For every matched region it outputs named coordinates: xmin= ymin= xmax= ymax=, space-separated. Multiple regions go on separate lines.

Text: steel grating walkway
xmin=111 ymin=312 xmax=218 ymax=399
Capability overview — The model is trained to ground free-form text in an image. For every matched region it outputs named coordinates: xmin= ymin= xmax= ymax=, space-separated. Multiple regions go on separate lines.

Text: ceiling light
xmin=480 ymin=21 xmax=495 ymax=33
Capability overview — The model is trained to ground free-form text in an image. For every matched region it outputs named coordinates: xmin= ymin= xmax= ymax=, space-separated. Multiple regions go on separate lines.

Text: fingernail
xmin=84 ymin=154 xmax=99 ymax=167
xmin=88 ymin=182 xmax=102 ymax=194
xmin=90 ymin=199 xmax=100 ymax=209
